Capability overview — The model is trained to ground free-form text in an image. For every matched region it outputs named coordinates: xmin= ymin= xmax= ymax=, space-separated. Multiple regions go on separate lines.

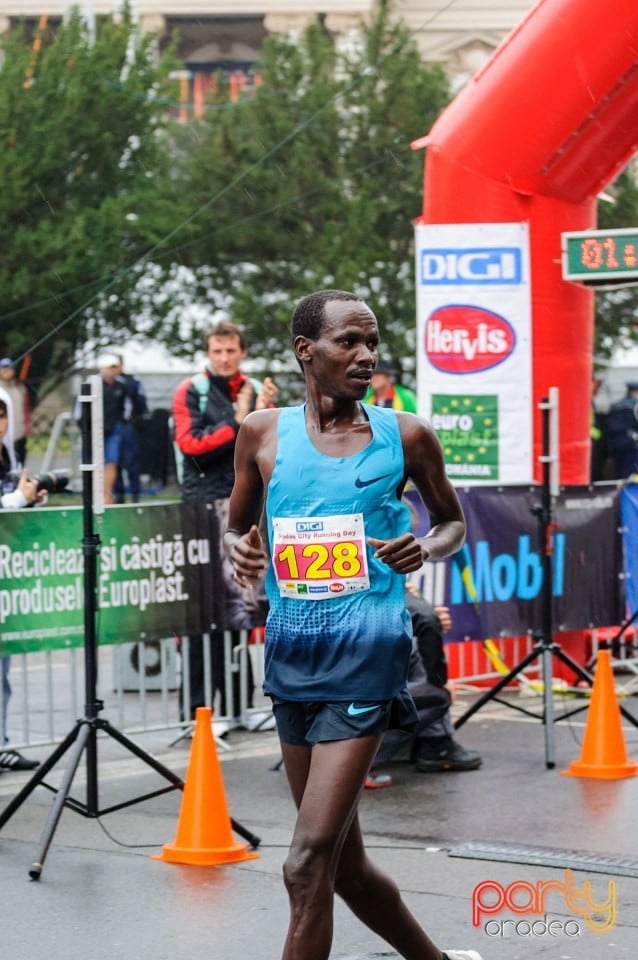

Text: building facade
xmin=0 ymin=2 xmax=535 ymax=96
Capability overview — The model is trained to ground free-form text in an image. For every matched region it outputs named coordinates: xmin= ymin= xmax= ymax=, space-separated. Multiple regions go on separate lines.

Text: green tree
xmin=594 ymin=161 xmax=638 ymax=364
xmin=178 ymin=1 xmax=450 ymax=392
xmin=0 ymin=9 xmax=182 ymax=391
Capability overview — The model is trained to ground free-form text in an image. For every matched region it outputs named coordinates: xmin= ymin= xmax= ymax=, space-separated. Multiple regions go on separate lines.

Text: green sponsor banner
xmin=431 ymin=394 xmax=499 ymax=481
xmin=0 ymin=502 xmax=224 ymax=654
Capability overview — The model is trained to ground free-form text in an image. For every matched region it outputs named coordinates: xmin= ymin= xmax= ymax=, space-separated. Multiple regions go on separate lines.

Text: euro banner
xmin=0 ymin=502 xmax=225 ymax=655
xmin=406 ymin=485 xmax=624 ymax=642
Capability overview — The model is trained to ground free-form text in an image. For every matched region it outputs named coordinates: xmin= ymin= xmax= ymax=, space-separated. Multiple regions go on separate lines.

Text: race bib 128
xmin=272 ymin=513 xmax=370 ymax=600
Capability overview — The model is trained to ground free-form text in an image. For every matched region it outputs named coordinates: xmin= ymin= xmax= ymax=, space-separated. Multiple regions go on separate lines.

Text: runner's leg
xmin=335 ymin=812 xmax=443 ymax=960
xmin=279 ymin=736 xmax=443 ymax=960
xmin=279 ymin=736 xmax=378 ymax=960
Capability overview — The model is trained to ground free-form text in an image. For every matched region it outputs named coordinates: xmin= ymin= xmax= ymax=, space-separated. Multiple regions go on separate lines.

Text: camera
xmin=30 ymin=469 xmax=72 ymax=494
xmin=10 ymin=469 xmax=72 ymax=494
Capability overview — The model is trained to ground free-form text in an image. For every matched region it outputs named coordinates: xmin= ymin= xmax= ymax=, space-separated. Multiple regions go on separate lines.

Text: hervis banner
xmin=415 ymin=221 xmax=533 ymax=484
xmin=0 ymin=502 xmax=225 ymax=655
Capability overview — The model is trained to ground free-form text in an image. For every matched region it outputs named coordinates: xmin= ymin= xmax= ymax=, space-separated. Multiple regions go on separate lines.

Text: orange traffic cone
xmin=152 ymin=707 xmax=260 ymax=865
xmin=562 ymin=649 xmax=638 ymax=780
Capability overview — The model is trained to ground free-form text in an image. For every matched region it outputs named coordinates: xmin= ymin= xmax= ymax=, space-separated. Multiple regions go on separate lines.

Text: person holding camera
xmin=0 ymin=393 xmax=41 ymax=771
xmin=0 ymin=357 xmax=33 ymax=467
xmin=0 ymin=394 xmax=44 ymax=508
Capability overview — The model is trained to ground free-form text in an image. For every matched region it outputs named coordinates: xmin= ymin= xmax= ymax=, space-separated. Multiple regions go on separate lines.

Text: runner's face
xmin=309 ymin=300 xmax=379 ymax=398
xmin=207 ymin=335 xmax=246 ymax=377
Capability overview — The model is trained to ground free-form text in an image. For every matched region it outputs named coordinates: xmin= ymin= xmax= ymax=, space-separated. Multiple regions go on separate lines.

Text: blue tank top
xmin=264 ymin=403 xmax=413 ymax=701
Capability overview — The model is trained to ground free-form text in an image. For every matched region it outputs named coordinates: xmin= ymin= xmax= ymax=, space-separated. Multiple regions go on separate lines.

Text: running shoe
xmin=0 ymin=749 xmax=40 ymax=771
xmin=415 ymin=740 xmax=482 ymax=773
xmin=442 ymin=950 xmax=484 ymax=960
xmin=364 ymin=768 xmax=393 ymax=789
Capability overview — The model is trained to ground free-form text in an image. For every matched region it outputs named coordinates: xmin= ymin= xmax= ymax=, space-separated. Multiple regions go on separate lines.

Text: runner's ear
xmin=293 ymin=335 xmax=313 ymax=366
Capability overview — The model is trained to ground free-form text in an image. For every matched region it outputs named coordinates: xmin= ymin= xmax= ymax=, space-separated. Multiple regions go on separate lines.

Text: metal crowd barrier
xmin=9 ymin=627 xmax=628 ymax=753
xmin=1 ymin=630 xmax=270 ymax=752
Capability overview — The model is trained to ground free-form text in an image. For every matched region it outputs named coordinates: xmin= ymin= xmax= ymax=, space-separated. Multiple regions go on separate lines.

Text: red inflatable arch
xmin=414 ymin=0 xmax=638 ymax=483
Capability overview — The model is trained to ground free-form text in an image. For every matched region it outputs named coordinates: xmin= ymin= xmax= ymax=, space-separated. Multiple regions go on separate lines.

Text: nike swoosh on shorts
xmin=354 ymin=474 xmax=391 ymax=488
xmin=347 ymin=703 xmax=381 ymax=716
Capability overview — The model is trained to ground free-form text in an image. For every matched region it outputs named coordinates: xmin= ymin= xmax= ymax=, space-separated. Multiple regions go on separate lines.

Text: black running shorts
xmin=271 ymin=690 xmax=418 ymax=746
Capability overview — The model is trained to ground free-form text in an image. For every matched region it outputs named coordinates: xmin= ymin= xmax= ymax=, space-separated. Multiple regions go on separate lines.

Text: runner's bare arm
xmin=223 ymin=410 xmax=277 ymax=584
xmin=367 ymin=414 xmax=465 ymax=572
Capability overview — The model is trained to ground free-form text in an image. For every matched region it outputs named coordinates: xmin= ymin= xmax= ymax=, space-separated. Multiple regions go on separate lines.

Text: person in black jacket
xmin=113 ymin=358 xmax=149 ymax=503
xmin=605 ymin=381 xmax=638 ymax=479
xmin=366 ymin=583 xmax=481 ymax=786
xmin=96 ymin=353 xmax=131 ymax=505
xmin=172 ymin=321 xmax=277 ymax=727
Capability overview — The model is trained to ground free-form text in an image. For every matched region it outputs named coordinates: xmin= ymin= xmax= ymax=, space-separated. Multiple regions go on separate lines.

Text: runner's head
xmin=291 ymin=290 xmax=365 ymax=343
xmin=291 ymin=290 xmax=379 ymax=396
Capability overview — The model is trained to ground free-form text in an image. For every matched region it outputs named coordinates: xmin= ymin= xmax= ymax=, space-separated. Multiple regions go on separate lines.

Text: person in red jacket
xmin=172 ymin=321 xmax=277 ymax=729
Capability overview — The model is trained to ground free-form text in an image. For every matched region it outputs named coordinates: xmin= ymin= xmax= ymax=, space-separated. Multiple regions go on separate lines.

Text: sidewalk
xmin=1 ymin=692 xmax=637 ymax=960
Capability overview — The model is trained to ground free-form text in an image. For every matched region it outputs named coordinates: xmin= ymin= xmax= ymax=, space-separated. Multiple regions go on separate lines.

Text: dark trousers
xmin=179 ymin=631 xmax=255 ymax=721
xmin=114 ymin=424 xmax=142 ymax=500
xmin=374 ymin=682 xmax=453 ymax=765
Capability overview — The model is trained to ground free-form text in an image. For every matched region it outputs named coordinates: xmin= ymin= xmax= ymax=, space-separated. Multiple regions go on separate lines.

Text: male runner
xmin=224 ymin=289 xmax=482 ymax=960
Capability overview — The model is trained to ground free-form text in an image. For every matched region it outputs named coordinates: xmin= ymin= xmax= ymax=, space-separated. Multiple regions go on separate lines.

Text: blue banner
xmin=406 ymin=484 xmax=624 ymax=642
xmin=621 ymin=483 xmax=638 ymax=615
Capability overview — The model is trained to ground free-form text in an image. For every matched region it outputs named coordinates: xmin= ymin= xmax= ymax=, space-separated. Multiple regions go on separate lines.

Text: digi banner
xmin=415 ymin=222 xmax=533 ymax=484
xmin=0 ymin=502 xmax=225 ymax=655
xmin=406 ymin=485 xmax=624 ymax=642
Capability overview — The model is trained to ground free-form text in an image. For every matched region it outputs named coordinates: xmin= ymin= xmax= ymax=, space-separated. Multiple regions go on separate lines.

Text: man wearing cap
xmin=0 ymin=357 xmax=33 ymax=467
xmin=605 ymin=382 xmax=638 ymax=479
xmin=362 ymin=360 xmax=417 ymax=413
xmin=97 ymin=352 xmax=130 ymax=504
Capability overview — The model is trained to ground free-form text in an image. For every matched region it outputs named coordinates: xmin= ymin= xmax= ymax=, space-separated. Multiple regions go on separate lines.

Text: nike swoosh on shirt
xmin=347 ymin=703 xmax=381 ymax=716
xmin=354 ymin=474 xmax=391 ymax=488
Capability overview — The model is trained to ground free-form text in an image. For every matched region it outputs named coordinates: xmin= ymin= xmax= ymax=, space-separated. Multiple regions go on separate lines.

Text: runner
xmin=224 ymin=289 xmax=480 ymax=960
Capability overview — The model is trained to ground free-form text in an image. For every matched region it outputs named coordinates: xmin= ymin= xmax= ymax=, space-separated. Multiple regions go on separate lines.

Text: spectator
xmin=92 ymin=352 xmax=130 ymax=505
xmin=590 ymin=375 xmax=609 ymax=483
xmin=366 ymin=582 xmax=482 ymax=788
xmin=172 ymin=320 xmax=277 ymax=730
xmin=0 ymin=393 xmax=42 ymax=773
xmin=605 ymin=381 xmax=638 ymax=479
xmin=0 ymin=357 xmax=33 ymax=466
xmin=363 ymin=359 xmax=417 ymax=412
xmin=113 ymin=357 xmax=149 ymax=504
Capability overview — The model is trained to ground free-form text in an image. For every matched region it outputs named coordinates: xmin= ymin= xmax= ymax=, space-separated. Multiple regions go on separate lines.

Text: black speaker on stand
xmin=454 ymin=395 xmax=637 ymax=767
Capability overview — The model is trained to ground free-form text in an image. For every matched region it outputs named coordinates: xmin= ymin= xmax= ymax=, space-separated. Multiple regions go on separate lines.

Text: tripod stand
xmin=0 ymin=381 xmax=259 ymax=879
xmin=453 ymin=395 xmax=637 ymax=768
